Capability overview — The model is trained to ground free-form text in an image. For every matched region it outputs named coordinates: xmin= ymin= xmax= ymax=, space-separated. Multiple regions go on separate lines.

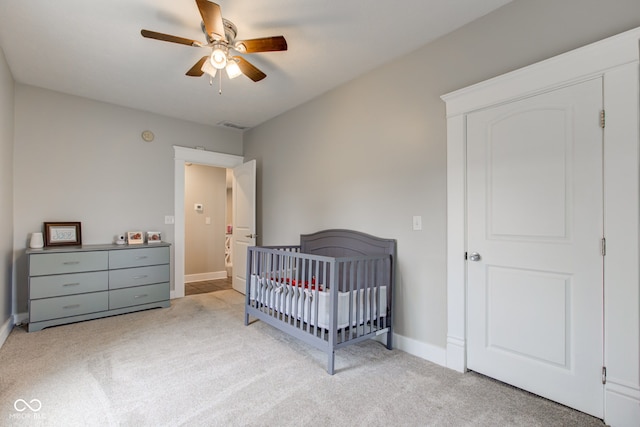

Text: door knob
xmin=468 ymin=252 xmax=481 ymax=262
xmin=245 ymin=234 xmax=258 ymax=239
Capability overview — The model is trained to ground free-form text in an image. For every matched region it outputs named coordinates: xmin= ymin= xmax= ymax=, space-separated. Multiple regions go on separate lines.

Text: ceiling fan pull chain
xmin=219 ymin=71 xmax=223 ymax=95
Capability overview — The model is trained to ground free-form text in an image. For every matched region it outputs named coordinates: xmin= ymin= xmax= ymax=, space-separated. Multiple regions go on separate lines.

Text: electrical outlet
xmin=165 ymin=215 xmax=175 ymax=225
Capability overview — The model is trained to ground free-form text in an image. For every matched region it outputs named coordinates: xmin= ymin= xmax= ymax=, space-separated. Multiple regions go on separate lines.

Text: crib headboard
xmin=300 ymin=229 xmax=396 ymax=260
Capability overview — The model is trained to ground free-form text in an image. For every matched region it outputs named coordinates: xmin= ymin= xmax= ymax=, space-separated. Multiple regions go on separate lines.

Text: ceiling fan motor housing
xmin=202 ymin=19 xmax=237 ymax=44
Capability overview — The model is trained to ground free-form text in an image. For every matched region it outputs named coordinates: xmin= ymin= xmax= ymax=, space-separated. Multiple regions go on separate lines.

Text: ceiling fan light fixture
xmin=210 ymin=46 xmax=227 ymax=69
xmin=201 ymin=59 xmax=218 ymax=78
xmin=226 ymin=59 xmax=242 ymax=79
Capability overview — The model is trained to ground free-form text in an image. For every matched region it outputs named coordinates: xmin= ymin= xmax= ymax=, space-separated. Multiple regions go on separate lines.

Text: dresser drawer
xmin=109 ymin=247 xmax=169 ymax=269
xmin=30 ymin=251 xmax=108 ymax=276
xmin=109 ymin=283 xmax=170 ymax=310
xmin=29 ymin=292 xmax=109 ymax=322
xmin=30 ymin=271 xmax=108 ymax=298
xmin=109 ymin=265 xmax=170 ymax=290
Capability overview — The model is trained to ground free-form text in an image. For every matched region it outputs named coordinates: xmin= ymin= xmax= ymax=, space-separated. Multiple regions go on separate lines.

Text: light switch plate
xmin=412 ymin=215 xmax=422 ymax=231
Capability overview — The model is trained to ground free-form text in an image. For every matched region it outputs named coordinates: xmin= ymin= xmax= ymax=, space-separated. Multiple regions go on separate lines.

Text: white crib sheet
xmin=249 ymin=275 xmax=387 ymax=330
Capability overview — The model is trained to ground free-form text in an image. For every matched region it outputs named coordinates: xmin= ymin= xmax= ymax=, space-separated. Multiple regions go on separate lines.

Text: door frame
xmin=442 ymin=28 xmax=640 ymax=426
xmin=173 ymin=146 xmax=244 ymax=299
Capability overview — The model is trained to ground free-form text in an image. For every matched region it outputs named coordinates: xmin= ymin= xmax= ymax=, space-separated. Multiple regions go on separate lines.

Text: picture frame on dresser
xmin=147 ymin=231 xmax=162 ymax=243
xmin=44 ymin=222 xmax=82 ymax=247
xmin=127 ymin=231 xmax=144 ymax=245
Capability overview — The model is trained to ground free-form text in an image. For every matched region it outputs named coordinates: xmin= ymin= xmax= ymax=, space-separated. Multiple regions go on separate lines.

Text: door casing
xmin=173 ymin=146 xmax=244 ymax=298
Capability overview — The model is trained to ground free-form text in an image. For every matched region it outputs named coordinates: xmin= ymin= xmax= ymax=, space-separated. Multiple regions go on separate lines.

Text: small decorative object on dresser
xmin=127 ymin=231 xmax=143 ymax=245
xmin=29 ymin=232 xmax=44 ymax=249
xmin=44 ymin=222 xmax=82 ymax=247
xmin=146 ymin=231 xmax=162 ymax=243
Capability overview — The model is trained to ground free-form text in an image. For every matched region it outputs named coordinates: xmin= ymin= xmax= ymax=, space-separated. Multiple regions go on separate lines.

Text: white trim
xmin=445 ymin=114 xmax=467 ymax=373
xmin=604 ymin=383 xmax=640 ymax=427
xmin=14 ymin=311 xmax=27 ymax=324
xmin=446 ymin=335 xmax=466 ymax=372
xmin=173 ymin=146 xmax=243 ymax=299
xmin=0 ymin=316 xmax=13 ymax=348
xmin=393 ymin=333 xmax=447 ymax=367
xmin=441 ymin=26 xmax=640 ymax=117
xmin=374 ymin=333 xmax=447 ymax=367
xmin=185 ymin=271 xmax=228 ymax=283
xmin=441 ymin=27 xmax=640 ymax=426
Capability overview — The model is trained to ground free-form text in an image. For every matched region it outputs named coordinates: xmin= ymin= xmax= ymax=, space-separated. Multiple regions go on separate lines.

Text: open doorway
xmin=183 ymin=164 xmax=233 ymax=296
xmin=172 ymin=146 xmax=244 ymax=299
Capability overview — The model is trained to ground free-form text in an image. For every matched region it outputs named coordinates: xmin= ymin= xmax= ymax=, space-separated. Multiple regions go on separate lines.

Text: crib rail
xmin=245 ymin=245 xmax=392 ymax=374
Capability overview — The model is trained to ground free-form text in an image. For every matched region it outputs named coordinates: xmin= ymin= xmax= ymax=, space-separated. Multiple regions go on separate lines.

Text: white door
xmin=232 ymin=160 xmax=256 ymax=294
xmin=466 ymin=78 xmax=604 ymax=417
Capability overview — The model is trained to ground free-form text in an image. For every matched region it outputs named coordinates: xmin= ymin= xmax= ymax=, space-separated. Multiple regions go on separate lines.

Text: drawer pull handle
xmin=63 ymin=261 xmax=80 ymax=265
xmin=63 ymin=283 xmax=81 ymax=287
xmin=132 ymin=275 xmax=148 ymax=280
xmin=135 ymin=256 xmax=148 ymax=260
xmin=134 ymin=294 xmax=148 ymax=299
xmin=63 ymin=304 xmax=80 ymax=309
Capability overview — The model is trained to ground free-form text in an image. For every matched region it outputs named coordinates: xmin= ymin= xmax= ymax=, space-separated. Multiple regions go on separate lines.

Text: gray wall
xmin=0 ymin=47 xmax=14 ymax=329
xmin=243 ymin=0 xmax=640 ymax=350
xmin=12 ymin=86 xmax=242 ymax=313
xmin=184 ymin=164 xmax=227 ymax=276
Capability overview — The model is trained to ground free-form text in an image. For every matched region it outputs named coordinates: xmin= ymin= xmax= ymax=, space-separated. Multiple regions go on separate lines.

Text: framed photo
xmin=127 ymin=231 xmax=144 ymax=245
xmin=44 ymin=222 xmax=82 ymax=247
xmin=146 ymin=231 xmax=162 ymax=244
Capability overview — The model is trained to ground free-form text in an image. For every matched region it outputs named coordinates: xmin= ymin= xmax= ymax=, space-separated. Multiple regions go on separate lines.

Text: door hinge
xmin=600 ymin=110 xmax=605 ymax=128
xmin=601 ymin=237 xmax=606 ymax=256
xmin=602 ymin=366 xmax=607 ymax=384
xmin=464 ymin=252 xmax=468 ymax=260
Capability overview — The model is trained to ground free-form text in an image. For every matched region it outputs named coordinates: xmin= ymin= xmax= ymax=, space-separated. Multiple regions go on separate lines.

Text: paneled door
xmin=466 ymin=78 xmax=604 ymax=417
xmin=232 ymin=160 xmax=256 ymax=294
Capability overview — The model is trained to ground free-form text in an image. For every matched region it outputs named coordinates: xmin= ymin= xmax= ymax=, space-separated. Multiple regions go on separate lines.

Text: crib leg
xmin=327 ymin=350 xmax=335 ymax=375
xmin=386 ymin=328 xmax=393 ymax=350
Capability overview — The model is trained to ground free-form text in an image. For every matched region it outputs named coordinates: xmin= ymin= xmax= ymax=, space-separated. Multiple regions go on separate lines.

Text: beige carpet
xmin=0 ymin=290 xmax=604 ymax=426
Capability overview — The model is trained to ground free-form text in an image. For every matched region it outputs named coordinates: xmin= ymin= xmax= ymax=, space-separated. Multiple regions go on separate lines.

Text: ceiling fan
xmin=141 ymin=0 xmax=287 ymax=85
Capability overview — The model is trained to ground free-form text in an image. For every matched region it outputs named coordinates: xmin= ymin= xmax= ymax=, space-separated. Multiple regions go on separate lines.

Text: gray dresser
xmin=27 ymin=243 xmax=171 ymax=332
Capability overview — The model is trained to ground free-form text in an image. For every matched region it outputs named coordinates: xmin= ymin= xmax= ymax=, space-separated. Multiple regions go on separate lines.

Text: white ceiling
xmin=0 ymin=0 xmax=511 ymax=130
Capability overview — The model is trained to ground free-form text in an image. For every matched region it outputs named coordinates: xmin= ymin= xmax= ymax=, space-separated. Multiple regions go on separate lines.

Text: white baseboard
xmin=446 ymin=335 xmax=466 ymax=372
xmin=14 ymin=311 xmax=28 ymax=324
xmin=0 ymin=316 xmax=14 ymax=348
xmin=391 ymin=333 xmax=447 ymax=367
xmin=605 ymin=381 xmax=640 ymax=427
xmin=185 ymin=271 xmax=227 ymax=283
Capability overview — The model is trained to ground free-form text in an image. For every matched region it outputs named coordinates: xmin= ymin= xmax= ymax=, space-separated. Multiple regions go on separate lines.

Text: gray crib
xmin=245 ymin=229 xmax=396 ymax=374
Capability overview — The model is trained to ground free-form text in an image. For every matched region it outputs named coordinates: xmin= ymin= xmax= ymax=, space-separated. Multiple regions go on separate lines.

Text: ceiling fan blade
xmin=186 ymin=56 xmax=209 ymax=76
xmin=234 ymin=36 xmax=287 ymax=53
xmin=233 ymin=56 xmax=266 ymax=82
xmin=141 ymin=29 xmax=203 ymax=47
xmin=195 ymin=0 xmax=225 ymax=41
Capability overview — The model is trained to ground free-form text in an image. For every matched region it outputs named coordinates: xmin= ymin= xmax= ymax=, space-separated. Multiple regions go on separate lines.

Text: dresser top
xmin=26 ymin=242 xmax=170 ymax=254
